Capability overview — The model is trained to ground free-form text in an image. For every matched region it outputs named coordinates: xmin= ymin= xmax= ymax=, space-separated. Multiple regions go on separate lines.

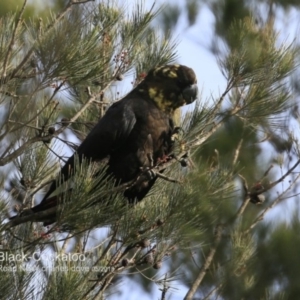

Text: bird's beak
xmin=182 ymin=83 xmax=198 ymax=104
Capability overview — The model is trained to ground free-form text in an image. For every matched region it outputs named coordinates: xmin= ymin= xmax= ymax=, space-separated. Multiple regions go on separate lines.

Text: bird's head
xmin=137 ymin=64 xmax=198 ymax=113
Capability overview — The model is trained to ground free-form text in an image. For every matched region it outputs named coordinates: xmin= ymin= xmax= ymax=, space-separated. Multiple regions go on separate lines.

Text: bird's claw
xmin=144 ymin=168 xmax=156 ymax=180
xmin=157 ymin=154 xmax=172 ymax=164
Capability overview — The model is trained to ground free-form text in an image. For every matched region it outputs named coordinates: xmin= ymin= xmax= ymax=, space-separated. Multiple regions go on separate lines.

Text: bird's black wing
xmin=41 ymin=97 xmax=137 ymax=203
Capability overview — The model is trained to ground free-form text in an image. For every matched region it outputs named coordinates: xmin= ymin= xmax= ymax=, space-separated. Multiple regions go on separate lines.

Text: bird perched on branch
xmin=10 ymin=64 xmax=198 ymax=226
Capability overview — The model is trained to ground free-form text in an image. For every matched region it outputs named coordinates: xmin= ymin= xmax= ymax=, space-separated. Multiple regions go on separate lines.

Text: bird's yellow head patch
xmin=137 ymin=64 xmax=198 ymax=113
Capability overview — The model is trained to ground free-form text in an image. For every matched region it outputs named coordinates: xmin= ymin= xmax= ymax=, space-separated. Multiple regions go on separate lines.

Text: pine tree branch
xmin=244 ymin=173 xmax=300 ymax=234
xmin=0 ymin=82 xmax=112 ymax=166
xmin=0 ymin=130 xmax=55 ymax=167
xmin=4 ymin=207 xmax=57 ymax=228
xmin=1 ymin=0 xmax=86 ymax=83
xmin=68 ymin=84 xmax=113 ymax=127
xmin=188 ymin=119 xmax=223 ymax=148
xmin=202 ymin=283 xmax=223 ymax=300
xmin=0 ymin=80 xmax=63 ymax=149
xmin=160 ymin=274 xmax=169 ymax=300
xmin=260 ymin=158 xmax=300 ymax=192
xmin=8 ymin=120 xmax=41 ymax=130
xmin=81 ymin=282 xmax=98 ymax=300
xmin=9 ymin=136 xmax=292 ymax=230
xmin=211 ymin=77 xmax=235 ymax=116
xmin=258 ymin=164 xmax=274 ymax=182
xmin=3 ymin=35 xmax=55 ymax=85
xmin=71 ymin=0 xmax=95 ymax=4
xmin=1 ymin=0 xmax=27 ymax=78
xmin=98 ymin=274 xmax=115 ymax=297
xmin=232 ymin=138 xmax=243 ymax=166
xmin=61 ymin=233 xmax=72 ymax=253
xmin=240 ymin=158 xmax=300 ymax=203
xmin=235 ymin=174 xmax=251 ymax=218
xmin=232 ymin=159 xmax=300 ymax=226
xmin=155 ymin=172 xmax=182 ymax=183
xmin=43 ymin=143 xmax=69 ymax=164
xmin=0 ymin=90 xmax=20 ymax=98
xmin=184 ymin=224 xmax=222 ymax=300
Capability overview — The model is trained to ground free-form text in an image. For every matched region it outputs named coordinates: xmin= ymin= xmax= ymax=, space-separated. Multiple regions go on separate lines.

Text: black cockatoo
xmin=10 ymin=64 xmax=198 ymax=225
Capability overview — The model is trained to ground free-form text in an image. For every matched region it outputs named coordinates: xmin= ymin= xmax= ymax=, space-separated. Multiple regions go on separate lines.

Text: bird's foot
xmin=157 ymin=154 xmax=173 ymax=164
xmin=144 ymin=168 xmax=157 ymax=180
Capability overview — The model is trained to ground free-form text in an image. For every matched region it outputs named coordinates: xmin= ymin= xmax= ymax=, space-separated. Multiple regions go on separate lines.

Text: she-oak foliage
xmin=0 ymin=0 xmax=297 ymax=299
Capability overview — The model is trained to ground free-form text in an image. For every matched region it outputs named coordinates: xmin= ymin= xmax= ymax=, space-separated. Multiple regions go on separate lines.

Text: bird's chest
xmin=134 ymin=109 xmax=173 ymax=158
xmin=108 ymin=109 xmax=173 ymax=181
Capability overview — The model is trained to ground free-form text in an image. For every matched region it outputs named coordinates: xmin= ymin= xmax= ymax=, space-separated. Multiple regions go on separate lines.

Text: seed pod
xmin=156 ymin=219 xmax=164 ymax=226
xmin=121 ymin=258 xmax=129 ymax=267
xmin=153 ymin=260 xmax=162 ymax=270
xmin=48 ymin=127 xmax=55 ymax=134
xmin=144 ymin=253 xmax=154 ymax=264
xmin=116 ymin=74 xmax=124 ymax=81
xmin=61 ymin=118 xmax=70 ymax=126
xmin=139 ymin=239 xmax=150 ymax=248
xmin=250 ymin=194 xmax=265 ymax=204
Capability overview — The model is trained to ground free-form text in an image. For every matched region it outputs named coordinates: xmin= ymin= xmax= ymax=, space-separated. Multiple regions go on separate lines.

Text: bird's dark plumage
xmin=12 ymin=64 xmax=198 ymax=225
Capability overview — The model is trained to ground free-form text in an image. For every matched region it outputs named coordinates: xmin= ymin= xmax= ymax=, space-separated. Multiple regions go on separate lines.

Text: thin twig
xmin=0 ymin=80 xmax=64 ymax=141
xmin=68 ymin=83 xmax=113 ymax=125
xmin=244 ymin=173 xmax=300 ymax=234
xmin=2 ymin=0 xmax=27 ymax=78
xmin=184 ymin=77 xmax=238 ymax=150
xmin=99 ymin=223 xmax=119 ymax=261
xmin=44 ymin=143 xmax=69 ymax=164
xmin=71 ymin=0 xmax=95 ymax=4
xmin=0 ymin=91 xmax=22 ymax=98
xmin=3 ymin=3 xmax=72 ymax=83
xmin=235 ymin=160 xmax=300 ymax=219
xmin=155 ymin=172 xmax=182 ymax=183
xmin=211 ymin=78 xmax=235 ymax=116
xmin=202 ymin=283 xmax=223 ymax=300
xmin=0 ymin=83 xmax=112 ymax=166
xmin=189 ymin=120 xmax=223 ymax=147
xmin=84 ymin=235 xmax=113 ymax=255
xmin=236 ymin=193 xmax=251 ymax=219
xmin=160 ymin=273 xmax=169 ymax=300
xmin=232 ymin=139 xmax=243 ymax=166
xmin=258 ymin=164 xmax=274 ymax=182
xmin=184 ymin=224 xmax=223 ymax=300
xmin=61 ymin=233 xmax=72 ymax=253
xmin=252 ymin=158 xmax=300 ymax=195
xmin=97 ymin=274 xmax=115 ymax=297
xmin=234 ymin=174 xmax=253 ymax=220
xmin=8 ymin=120 xmax=41 ymax=130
